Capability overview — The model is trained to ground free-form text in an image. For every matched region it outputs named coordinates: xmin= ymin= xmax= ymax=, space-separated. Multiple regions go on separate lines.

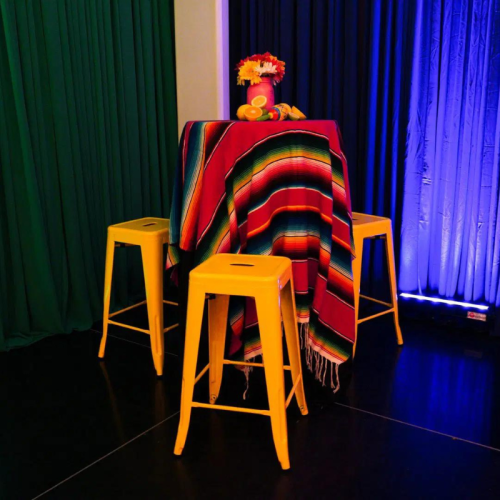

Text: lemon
xmin=291 ymin=106 xmax=306 ymax=120
xmin=244 ymin=106 xmax=263 ymax=121
xmin=251 ymin=95 xmax=268 ymax=109
xmin=288 ymin=112 xmax=300 ymax=121
xmin=237 ymin=104 xmax=251 ymax=120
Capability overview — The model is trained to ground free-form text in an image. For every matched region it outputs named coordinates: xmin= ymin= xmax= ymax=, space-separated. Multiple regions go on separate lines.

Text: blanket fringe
xmin=299 ymin=322 xmax=307 ymax=349
xmin=242 ymin=365 xmax=251 ymax=400
xmin=302 ymin=322 xmax=341 ymax=392
xmin=241 ymin=354 xmax=262 ymax=400
xmin=239 ymin=323 xmax=342 ymax=396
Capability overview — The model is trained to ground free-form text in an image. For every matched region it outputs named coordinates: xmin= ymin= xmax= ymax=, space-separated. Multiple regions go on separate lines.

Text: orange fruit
xmin=244 ymin=106 xmax=263 ymax=121
xmin=236 ymin=104 xmax=251 ymax=120
xmin=251 ymin=95 xmax=268 ymax=109
xmin=291 ymin=106 xmax=306 ymax=120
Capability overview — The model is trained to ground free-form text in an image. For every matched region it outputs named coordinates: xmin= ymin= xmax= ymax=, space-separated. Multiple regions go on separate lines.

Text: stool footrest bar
xmin=163 ymin=300 xmax=179 ymax=306
xmin=359 ymin=294 xmax=393 ymax=308
xmin=194 ymin=363 xmax=210 ymax=384
xmin=163 ymin=323 xmax=179 ymax=333
xmin=223 ymin=359 xmax=291 ymax=370
xmin=366 ymin=235 xmax=386 ymax=240
xmin=107 ymin=320 xmax=150 ymax=335
xmin=285 ymin=374 xmax=302 ymax=408
xmin=357 ymin=308 xmax=395 ymax=324
xmin=192 ymin=402 xmax=271 ymax=416
xmin=109 ymin=300 xmax=148 ymax=318
xmin=108 ymin=299 xmax=178 ymax=321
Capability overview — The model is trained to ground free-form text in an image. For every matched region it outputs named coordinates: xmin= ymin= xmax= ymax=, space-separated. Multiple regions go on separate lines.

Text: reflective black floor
xmin=2 ymin=303 xmax=500 ymax=499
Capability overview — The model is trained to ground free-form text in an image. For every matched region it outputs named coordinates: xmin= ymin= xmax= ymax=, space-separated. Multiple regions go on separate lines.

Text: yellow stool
xmin=173 ymin=253 xmax=308 ymax=470
xmin=98 ymin=217 xmax=178 ymax=376
xmin=352 ymin=213 xmax=403 ymax=356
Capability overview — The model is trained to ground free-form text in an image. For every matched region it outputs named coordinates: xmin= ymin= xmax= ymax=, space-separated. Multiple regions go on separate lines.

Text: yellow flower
xmin=237 ymin=60 xmax=262 ymax=86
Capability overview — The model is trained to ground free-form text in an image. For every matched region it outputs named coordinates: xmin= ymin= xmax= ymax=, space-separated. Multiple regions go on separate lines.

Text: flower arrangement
xmin=235 ymin=52 xmax=285 ymax=86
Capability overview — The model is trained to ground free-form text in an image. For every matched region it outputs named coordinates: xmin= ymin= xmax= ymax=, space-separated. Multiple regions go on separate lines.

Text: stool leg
xmin=99 ymin=236 xmax=116 ymax=358
xmin=208 ymin=294 xmax=229 ymax=404
xmin=174 ymin=287 xmax=206 ymax=456
xmin=281 ymin=280 xmax=308 ymax=416
xmin=384 ymin=225 xmax=404 ymax=346
xmin=142 ymin=239 xmax=165 ymax=376
xmin=351 ymin=233 xmax=364 ymax=357
xmin=256 ymin=289 xmax=290 ymax=470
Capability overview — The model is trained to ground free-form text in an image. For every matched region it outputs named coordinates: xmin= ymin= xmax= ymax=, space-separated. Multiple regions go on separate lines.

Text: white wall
xmin=174 ymin=0 xmax=229 ymax=138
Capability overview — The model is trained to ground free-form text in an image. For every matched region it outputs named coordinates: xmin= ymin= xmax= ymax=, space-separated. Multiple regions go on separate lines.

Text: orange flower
xmin=237 ymin=60 xmax=262 ymax=86
xmin=236 ymin=53 xmax=285 ymax=85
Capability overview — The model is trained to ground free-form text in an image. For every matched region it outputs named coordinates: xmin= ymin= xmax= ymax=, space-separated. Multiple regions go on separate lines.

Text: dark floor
xmin=2 ymin=302 xmax=500 ymax=500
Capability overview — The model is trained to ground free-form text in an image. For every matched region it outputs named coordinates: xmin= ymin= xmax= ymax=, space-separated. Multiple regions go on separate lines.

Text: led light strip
xmin=399 ymin=293 xmax=489 ymax=311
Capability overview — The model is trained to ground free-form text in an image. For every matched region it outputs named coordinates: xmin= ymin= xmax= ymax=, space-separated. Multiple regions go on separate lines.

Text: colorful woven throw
xmin=167 ymin=120 xmax=355 ymax=389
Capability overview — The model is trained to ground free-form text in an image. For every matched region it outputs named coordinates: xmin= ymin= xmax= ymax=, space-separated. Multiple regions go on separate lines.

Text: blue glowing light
xmin=399 ymin=1 xmax=500 ymax=306
xmin=399 ymin=293 xmax=489 ymax=311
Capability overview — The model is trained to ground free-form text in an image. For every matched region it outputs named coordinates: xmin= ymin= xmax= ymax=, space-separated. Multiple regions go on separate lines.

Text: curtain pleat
xmin=0 ymin=0 xmax=177 ymax=349
xmin=400 ymin=0 xmax=500 ymax=305
xmin=231 ymin=0 xmax=500 ymax=306
xmin=229 ymin=0 xmax=415 ymax=289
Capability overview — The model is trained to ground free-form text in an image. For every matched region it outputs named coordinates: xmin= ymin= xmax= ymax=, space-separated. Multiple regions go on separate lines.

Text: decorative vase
xmin=247 ymin=76 xmax=275 ymax=108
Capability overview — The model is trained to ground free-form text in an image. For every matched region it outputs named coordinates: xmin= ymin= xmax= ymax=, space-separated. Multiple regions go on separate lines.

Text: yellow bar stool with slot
xmin=351 ymin=212 xmax=403 ymax=356
xmin=173 ymin=253 xmax=308 ymax=470
xmin=98 ymin=217 xmax=178 ymax=376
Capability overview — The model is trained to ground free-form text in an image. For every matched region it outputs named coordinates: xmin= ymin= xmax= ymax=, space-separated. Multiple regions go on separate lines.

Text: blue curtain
xmin=229 ymin=0 xmax=415 ymax=284
xmin=230 ymin=0 xmax=500 ymax=305
xmin=400 ymin=0 xmax=500 ymax=305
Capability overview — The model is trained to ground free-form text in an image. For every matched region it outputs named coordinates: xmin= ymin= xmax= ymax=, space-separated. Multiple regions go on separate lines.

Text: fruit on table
xmin=291 ymin=106 xmax=307 ymax=119
xmin=279 ymin=103 xmax=292 ymax=114
xmin=244 ymin=106 xmax=263 ymax=121
xmin=251 ymin=95 xmax=268 ymax=109
xmin=238 ymin=102 xmax=306 ymax=121
xmin=237 ymin=104 xmax=251 ymax=120
xmin=275 ymin=104 xmax=289 ymax=120
xmin=268 ymin=107 xmax=281 ymax=121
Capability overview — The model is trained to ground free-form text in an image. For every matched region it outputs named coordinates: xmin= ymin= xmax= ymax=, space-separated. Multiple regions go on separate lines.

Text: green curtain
xmin=0 ymin=0 xmax=178 ymax=350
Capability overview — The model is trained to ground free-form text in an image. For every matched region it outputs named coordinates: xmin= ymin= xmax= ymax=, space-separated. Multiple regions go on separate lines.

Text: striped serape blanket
xmin=167 ymin=120 xmax=355 ymax=389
